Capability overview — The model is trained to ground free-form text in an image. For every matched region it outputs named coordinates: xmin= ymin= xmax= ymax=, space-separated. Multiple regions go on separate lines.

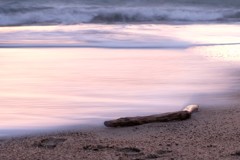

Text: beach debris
xmin=117 ymin=147 xmax=141 ymax=153
xmin=231 ymin=151 xmax=240 ymax=156
xmin=83 ymin=144 xmax=114 ymax=151
xmin=145 ymin=154 xmax=159 ymax=159
xmin=37 ymin=137 xmax=66 ymax=149
xmin=143 ymin=150 xmax=173 ymax=159
xmin=156 ymin=150 xmax=172 ymax=155
xmin=117 ymin=147 xmax=142 ymax=156
xmin=104 ymin=104 xmax=199 ymax=127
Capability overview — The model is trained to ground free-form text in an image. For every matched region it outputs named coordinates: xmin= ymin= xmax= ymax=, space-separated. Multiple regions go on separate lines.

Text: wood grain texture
xmin=104 ymin=105 xmax=199 ymax=127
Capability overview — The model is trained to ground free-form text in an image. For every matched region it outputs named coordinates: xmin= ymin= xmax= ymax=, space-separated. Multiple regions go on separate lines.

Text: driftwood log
xmin=104 ymin=104 xmax=199 ymax=127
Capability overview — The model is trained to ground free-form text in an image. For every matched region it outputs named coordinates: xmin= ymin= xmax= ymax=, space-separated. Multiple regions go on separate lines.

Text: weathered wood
xmin=183 ymin=104 xmax=199 ymax=113
xmin=104 ymin=105 xmax=199 ymax=127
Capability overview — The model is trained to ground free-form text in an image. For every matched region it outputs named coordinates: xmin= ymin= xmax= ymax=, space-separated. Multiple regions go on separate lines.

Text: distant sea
xmin=0 ymin=0 xmax=240 ymax=137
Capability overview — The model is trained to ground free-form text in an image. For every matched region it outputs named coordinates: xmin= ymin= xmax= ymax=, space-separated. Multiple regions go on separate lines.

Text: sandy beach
xmin=1 ymin=106 xmax=240 ymax=160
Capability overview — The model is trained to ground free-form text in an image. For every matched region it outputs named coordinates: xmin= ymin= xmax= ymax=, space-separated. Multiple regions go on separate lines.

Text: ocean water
xmin=0 ymin=0 xmax=240 ymax=137
xmin=0 ymin=0 xmax=240 ymax=25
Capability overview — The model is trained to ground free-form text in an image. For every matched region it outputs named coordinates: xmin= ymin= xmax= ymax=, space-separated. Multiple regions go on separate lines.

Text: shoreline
xmin=1 ymin=106 xmax=240 ymax=159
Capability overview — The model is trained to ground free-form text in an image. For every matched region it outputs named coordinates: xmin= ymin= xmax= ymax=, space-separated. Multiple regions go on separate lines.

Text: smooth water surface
xmin=0 ymin=20 xmax=239 ymax=137
xmin=0 ymin=45 xmax=240 ymax=137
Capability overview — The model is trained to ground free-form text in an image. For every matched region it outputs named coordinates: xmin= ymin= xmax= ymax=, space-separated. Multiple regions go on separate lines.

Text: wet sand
xmin=1 ymin=106 xmax=240 ymax=160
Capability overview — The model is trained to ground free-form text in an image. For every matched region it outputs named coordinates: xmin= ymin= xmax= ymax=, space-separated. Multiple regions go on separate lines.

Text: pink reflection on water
xmin=0 ymin=47 xmax=235 ymax=131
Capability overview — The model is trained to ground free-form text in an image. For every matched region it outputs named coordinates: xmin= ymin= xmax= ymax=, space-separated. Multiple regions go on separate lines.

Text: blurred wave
xmin=0 ymin=0 xmax=240 ymax=26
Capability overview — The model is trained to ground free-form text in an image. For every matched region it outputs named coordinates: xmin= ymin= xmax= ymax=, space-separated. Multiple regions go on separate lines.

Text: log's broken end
xmin=183 ymin=104 xmax=199 ymax=114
